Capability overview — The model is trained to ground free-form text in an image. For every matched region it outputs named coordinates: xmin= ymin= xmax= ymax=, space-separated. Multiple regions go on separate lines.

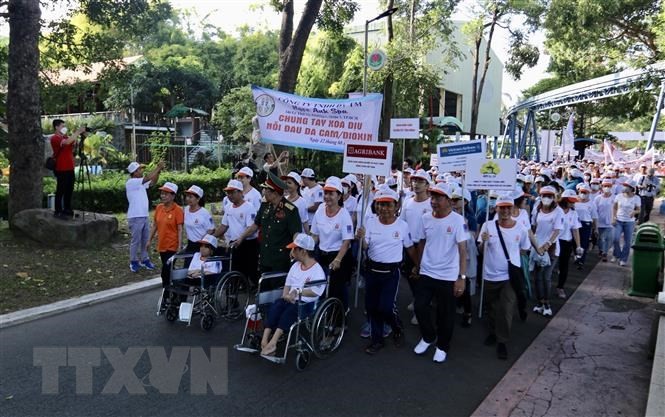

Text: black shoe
xmin=461 ymin=313 xmax=472 ymax=328
xmin=497 ymin=343 xmax=508 ymax=360
xmin=365 ymin=342 xmax=384 ymax=355
xmin=484 ymin=334 xmax=497 ymax=346
xmin=519 ymin=308 xmax=528 ymax=322
xmin=392 ymin=331 xmax=404 ymax=348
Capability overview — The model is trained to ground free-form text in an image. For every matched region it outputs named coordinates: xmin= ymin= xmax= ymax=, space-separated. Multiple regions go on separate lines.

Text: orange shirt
xmin=154 ymin=203 xmax=184 ymax=252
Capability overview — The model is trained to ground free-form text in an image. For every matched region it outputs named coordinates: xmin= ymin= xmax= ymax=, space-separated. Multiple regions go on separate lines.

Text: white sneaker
xmin=410 ymin=314 xmax=419 ymax=325
xmin=543 ymin=306 xmax=553 ymax=317
xmin=407 ymin=302 xmax=414 ymax=312
xmin=610 ymin=257 xmax=617 ymax=263
xmin=619 ymin=261 xmax=627 ymax=267
xmin=433 ymin=348 xmax=447 ymax=363
xmin=413 ymin=338 xmax=432 ymax=355
xmin=532 ymin=304 xmax=544 ymax=314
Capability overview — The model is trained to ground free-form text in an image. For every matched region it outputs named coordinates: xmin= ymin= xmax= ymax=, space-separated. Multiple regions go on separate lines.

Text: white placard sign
xmin=436 ymin=139 xmax=486 ymax=172
xmin=465 ymin=158 xmax=518 ymax=191
xmin=430 ymin=153 xmax=438 ymax=168
xmin=343 ymin=141 xmax=393 ymax=177
xmin=390 ymin=118 xmax=420 ymax=139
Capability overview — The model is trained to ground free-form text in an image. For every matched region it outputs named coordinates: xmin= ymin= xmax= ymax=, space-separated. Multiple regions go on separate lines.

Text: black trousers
xmin=318 ymin=250 xmax=353 ymax=309
xmin=414 ymin=275 xmax=456 ymax=352
xmin=159 ymin=251 xmax=177 ymax=288
xmin=54 ymin=170 xmax=75 ymax=214
xmin=233 ymin=238 xmax=259 ymax=286
xmin=640 ymin=196 xmax=654 ymax=223
xmin=557 ymin=239 xmax=574 ymax=289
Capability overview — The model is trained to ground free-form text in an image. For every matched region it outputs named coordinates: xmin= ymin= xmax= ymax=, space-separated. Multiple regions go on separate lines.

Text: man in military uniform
xmin=232 ymin=171 xmax=302 ymax=273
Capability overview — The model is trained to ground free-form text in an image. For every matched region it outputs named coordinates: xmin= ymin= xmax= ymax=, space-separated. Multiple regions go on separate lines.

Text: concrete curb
xmin=0 ymin=277 xmax=161 ymax=329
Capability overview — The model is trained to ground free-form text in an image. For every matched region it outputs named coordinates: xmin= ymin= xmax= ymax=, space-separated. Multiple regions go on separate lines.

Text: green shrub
xmin=0 ymin=167 xmax=233 ymax=218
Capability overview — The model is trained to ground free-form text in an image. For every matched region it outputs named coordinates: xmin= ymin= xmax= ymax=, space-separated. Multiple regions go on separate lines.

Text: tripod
xmin=74 ymin=136 xmax=96 ymax=221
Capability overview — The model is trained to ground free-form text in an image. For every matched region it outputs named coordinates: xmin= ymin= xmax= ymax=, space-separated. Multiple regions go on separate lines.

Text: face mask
xmin=489 ymin=199 xmax=496 ymax=208
xmin=60 ymin=127 xmax=68 ymax=135
xmin=591 ymin=184 xmax=600 ymax=191
xmin=516 ymin=181 xmax=524 ymax=188
xmin=602 ymin=187 xmax=612 ymax=194
xmin=580 ymin=193 xmax=589 ymax=200
xmin=342 ymin=186 xmax=350 ymax=195
xmin=584 ymin=176 xmax=591 ymax=182
xmin=623 ymin=186 xmax=632 ymax=193
xmin=541 ymin=197 xmax=553 ymax=206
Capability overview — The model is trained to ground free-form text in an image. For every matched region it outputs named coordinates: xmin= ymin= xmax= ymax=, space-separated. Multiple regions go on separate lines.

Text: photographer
xmin=50 ymin=119 xmax=86 ymax=219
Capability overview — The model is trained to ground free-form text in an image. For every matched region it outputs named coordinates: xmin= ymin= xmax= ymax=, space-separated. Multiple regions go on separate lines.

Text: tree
xmin=272 ymin=0 xmax=358 ymax=93
xmin=5 ymin=0 xmax=42 ymax=223
xmin=462 ymin=0 xmax=543 ymax=139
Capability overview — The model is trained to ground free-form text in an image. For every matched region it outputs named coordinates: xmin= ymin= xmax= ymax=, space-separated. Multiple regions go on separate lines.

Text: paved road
xmin=0 ymin=255 xmax=598 ymax=417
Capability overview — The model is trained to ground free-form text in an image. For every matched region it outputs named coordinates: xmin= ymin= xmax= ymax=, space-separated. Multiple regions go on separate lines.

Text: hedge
xmin=0 ymin=167 xmax=234 ymax=218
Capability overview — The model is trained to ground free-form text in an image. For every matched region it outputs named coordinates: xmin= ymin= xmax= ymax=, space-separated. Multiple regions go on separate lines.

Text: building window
xmin=444 ymin=90 xmax=459 ymax=118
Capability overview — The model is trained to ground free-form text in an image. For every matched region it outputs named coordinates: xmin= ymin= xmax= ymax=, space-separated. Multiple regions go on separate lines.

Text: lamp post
xmin=363 ymin=7 xmax=398 ymax=97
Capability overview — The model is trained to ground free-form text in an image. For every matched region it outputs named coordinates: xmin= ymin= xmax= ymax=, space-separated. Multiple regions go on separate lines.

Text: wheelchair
xmin=157 ymin=249 xmax=250 ymax=331
xmin=234 ymin=272 xmax=346 ymax=371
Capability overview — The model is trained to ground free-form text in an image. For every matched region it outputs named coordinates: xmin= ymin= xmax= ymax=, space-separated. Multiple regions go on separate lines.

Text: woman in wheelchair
xmin=185 ymin=234 xmax=222 ymax=287
xmin=261 ymin=233 xmax=326 ymax=356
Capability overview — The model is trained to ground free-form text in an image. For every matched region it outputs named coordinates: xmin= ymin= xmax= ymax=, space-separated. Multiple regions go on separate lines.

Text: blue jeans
xmin=613 ymin=221 xmax=635 ymax=263
xmin=598 ymin=227 xmax=613 ymax=255
xmin=364 ymin=268 xmax=401 ymax=344
xmin=266 ymin=299 xmax=315 ymax=331
xmin=578 ymin=221 xmax=592 ymax=263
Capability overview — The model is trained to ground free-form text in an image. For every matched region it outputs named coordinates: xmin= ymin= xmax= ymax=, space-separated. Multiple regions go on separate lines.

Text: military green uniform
xmin=255 ymin=198 xmax=302 ymax=272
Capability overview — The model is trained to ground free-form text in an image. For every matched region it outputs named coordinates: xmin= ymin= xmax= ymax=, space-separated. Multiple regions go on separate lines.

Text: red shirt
xmin=50 ymin=133 xmax=75 ymax=171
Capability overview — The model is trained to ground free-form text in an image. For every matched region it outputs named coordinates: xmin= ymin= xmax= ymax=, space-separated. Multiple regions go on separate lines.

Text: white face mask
xmin=591 ymin=184 xmax=600 ymax=191
xmin=60 ymin=127 xmax=68 ymax=135
xmin=623 ymin=186 xmax=632 ymax=193
xmin=579 ymin=193 xmax=589 ymax=200
xmin=541 ymin=197 xmax=553 ymax=206
xmin=602 ymin=187 xmax=612 ymax=194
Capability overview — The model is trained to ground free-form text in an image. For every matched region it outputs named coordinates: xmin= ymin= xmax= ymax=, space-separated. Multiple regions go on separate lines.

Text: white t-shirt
xmin=533 ymin=207 xmax=564 ymax=256
xmin=244 ymin=187 xmax=263 ymax=212
xmin=126 ymin=177 xmax=150 ymax=218
xmin=512 ymin=209 xmax=531 ymax=230
xmin=303 ymin=184 xmax=324 ymax=222
xmin=343 ymin=195 xmax=358 ymax=215
xmin=188 ymin=252 xmax=222 ymax=275
xmin=310 ymin=206 xmax=354 ymax=252
xmin=288 ymin=196 xmax=309 ymax=229
xmin=414 ymin=211 xmax=467 ymax=281
xmin=594 ymin=194 xmax=614 ymax=227
xmin=614 ymin=193 xmax=641 ymax=222
xmin=560 ymin=209 xmax=581 ymax=241
xmin=574 ymin=199 xmax=597 ymax=223
xmin=286 ymin=261 xmax=326 ymax=303
xmin=400 ymin=197 xmax=432 ymax=235
xmin=478 ymin=221 xmax=530 ymax=282
xmin=184 ymin=206 xmax=214 ymax=242
xmin=364 ymin=217 xmax=413 ymax=263
xmin=221 ymin=201 xmax=257 ymax=241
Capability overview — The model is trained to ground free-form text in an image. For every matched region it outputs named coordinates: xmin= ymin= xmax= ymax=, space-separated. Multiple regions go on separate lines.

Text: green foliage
xmin=146 ymin=132 xmax=170 ymax=166
xmin=296 ymin=32 xmax=356 ymax=98
xmin=210 ymin=86 xmax=255 ymax=144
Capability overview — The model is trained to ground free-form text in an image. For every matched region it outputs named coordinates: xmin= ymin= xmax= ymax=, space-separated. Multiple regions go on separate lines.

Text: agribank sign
xmin=252 ymin=85 xmax=383 ymax=153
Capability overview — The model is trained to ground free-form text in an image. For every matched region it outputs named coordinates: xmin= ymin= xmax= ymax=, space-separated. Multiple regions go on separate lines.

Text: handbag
xmin=45 ymin=143 xmax=60 ymax=171
xmin=495 ymin=220 xmax=528 ymax=311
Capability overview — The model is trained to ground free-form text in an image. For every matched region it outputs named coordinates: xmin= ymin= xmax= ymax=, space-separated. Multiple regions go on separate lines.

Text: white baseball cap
xmin=284 ymin=171 xmax=302 ymax=186
xmin=496 ymin=194 xmax=514 ymax=207
xmin=428 ymin=182 xmax=451 ymax=198
xmin=159 ymin=182 xmax=178 ymax=194
xmin=301 ymin=168 xmax=315 ymax=179
xmin=127 ymin=161 xmax=143 ymax=174
xmin=561 ymin=189 xmax=579 ymax=201
xmin=224 ymin=179 xmax=243 ymax=192
xmin=286 ymin=233 xmax=315 ymax=251
xmin=199 ymin=234 xmax=218 ymax=249
xmin=411 ymin=169 xmax=431 ymax=182
xmin=236 ymin=167 xmax=254 ymax=178
xmin=323 ymin=176 xmax=343 ymax=193
xmin=185 ymin=185 xmax=204 ymax=198
xmin=373 ymin=187 xmax=399 ymax=202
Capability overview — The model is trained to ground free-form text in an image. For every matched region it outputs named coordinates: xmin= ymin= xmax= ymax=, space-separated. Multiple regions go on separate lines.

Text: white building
xmin=347 ymin=21 xmax=504 ymax=137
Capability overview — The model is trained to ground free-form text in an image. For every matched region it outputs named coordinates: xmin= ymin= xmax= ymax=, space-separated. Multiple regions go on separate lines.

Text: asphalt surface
xmin=0 ymin=254 xmax=598 ymax=417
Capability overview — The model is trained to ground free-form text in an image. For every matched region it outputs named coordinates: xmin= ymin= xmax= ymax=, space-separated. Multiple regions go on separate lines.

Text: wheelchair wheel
xmin=165 ymin=307 xmax=178 ymax=322
xmin=215 ymin=272 xmax=250 ymax=321
xmin=310 ymin=298 xmax=345 ymax=359
xmin=295 ymin=350 xmax=310 ymax=371
xmin=200 ymin=314 xmax=215 ymax=331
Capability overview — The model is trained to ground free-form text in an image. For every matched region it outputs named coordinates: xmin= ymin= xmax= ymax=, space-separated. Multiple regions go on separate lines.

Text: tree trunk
xmin=7 ymin=0 xmax=43 ymax=225
xmin=276 ymin=0 xmax=324 ymax=93
xmin=380 ymin=0 xmax=395 ymax=141
xmin=469 ymin=37 xmax=482 ymax=140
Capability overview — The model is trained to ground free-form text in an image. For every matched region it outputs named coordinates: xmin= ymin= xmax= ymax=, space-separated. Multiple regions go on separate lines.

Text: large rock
xmin=12 ymin=209 xmax=118 ymax=247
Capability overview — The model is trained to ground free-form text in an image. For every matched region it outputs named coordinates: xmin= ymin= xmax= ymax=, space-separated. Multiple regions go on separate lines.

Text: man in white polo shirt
xmin=413 ymin=182 xmax=467 ymax=363
xmin=125 ymin=160 xmax=165 ymax=272
xmin=478 ymin=194 xmax=530 ymax=360
xmin=301 ymin=168 xmax=323 ymax=223
xmin=216 ymin=179 xmax=259 ymax=285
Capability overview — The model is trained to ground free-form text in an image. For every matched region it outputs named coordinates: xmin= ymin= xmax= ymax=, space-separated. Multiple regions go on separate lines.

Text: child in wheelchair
xmin=261 ymin=233 xmax=326 ymax=356
xmin=185 ymin=234 xmax=222 ymax=286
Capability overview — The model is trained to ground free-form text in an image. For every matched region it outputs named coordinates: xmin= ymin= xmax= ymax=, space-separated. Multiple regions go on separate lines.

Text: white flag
xmin=561 ymin=114 xmax=575 ymax=154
